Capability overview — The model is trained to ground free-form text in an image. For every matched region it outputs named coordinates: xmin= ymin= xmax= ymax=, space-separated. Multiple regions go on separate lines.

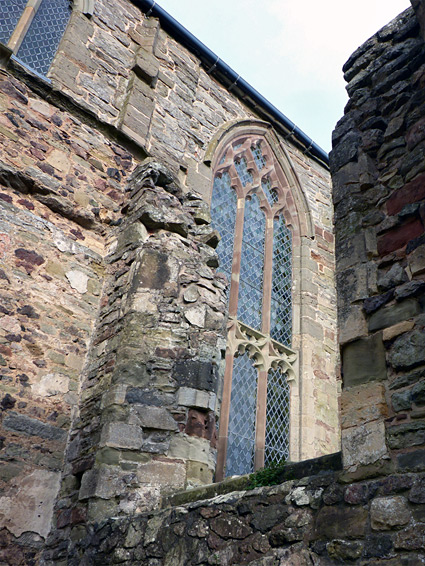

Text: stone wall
xmin=44 ymin=455 xmax=425 ymax=565
xmin=330 ymin=5 xmax=425 ymax=475
xmin=0 ymin=70 xmax=136 ymax=565
xmin=0 ymin=0 xmax=338 ymax=562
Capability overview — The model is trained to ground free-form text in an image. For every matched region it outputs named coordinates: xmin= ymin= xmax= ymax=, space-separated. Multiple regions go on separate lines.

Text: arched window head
xmin=0 ymin=0 xmax=73 ymax=77
xmin=211 ymin=134 xmax=298 ymax=480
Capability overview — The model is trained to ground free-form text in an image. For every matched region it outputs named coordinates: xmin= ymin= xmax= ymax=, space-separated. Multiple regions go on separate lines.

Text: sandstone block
xmin=129 ymin=405 xmax=177 ymax=431
xmin=383 ymin=320 xmax=415 ymax=341
xmin=137 ymin=458 xmax=186 ymax=490
xmin=178 ymin=387 xmax=216 ymax=410
xmin=168 ymin=435 xmax=215 ymax=468
xmin=0 ymin=469 xmax=60 ymax=538
xmin=341 ymin=383 xmax=388 ymax=429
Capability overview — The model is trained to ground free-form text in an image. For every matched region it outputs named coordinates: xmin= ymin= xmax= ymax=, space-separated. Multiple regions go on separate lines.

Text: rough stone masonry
xmin=1 ymin=0 xmax=425 ymax=564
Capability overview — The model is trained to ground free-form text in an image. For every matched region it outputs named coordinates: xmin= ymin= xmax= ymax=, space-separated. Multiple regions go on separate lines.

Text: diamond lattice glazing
xmin=16 ymin=0 xmax=71 ymax=76
xmin=262 ymin=177 xmax=279 ymax=206
xmin=0 ymin=0 xmax=27 ymax=45
xmin=251 ymin=142 xmax=266 ymax=170
xmin=234 ymin=156 xmax=253 ymax=187
xmin=211 ymin=172 xmax=237 ymax=298
xmin=237 ymin=194 xmax=265 ymax=329
xmin=270 ymin=216 xmax=292 ymax=346
xmin=226 ymin=354 xmax=257 ymax=476
xmin=265 ymin=368 xmax=290 ymax=465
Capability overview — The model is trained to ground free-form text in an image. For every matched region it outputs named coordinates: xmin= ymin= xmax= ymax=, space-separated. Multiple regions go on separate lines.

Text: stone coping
xmin=162 ymin=451 xmax=343 ymax=508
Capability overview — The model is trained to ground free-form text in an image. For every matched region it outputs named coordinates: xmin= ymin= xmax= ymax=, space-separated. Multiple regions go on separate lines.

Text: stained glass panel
xmin=0 ymin=0 xmax=27 ymax=45
xmin=226 ymin=354 xmax=257 ymax=476
xmin=237 ymin=194 xmax=265 ymax=329
xmin=265 ymin=368 xmax=290 ymax=465
xmin=270 ymin=216 xmax=292 ymax=346
xmin=211 ymin=172 xmax=237 ymax=299
xmin=16 ymin=0 xmax=71 ymax=76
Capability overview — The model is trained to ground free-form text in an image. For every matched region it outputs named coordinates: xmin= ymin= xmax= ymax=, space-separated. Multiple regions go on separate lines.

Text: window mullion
xmin=254 ymin=368 xmax=268 ymax=471
xmin=7 ymin=0 xmax=42 ymax=53
xmin=227 ymin=192 xmax=245 ymax=318
xmin=261 ymin=211 xmax=274 ymax=336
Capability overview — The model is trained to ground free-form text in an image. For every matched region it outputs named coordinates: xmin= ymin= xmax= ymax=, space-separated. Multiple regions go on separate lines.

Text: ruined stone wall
xmin=0 ymin=0 xmax=337 ymax=562
xmin=0 ymin=70 xmax=136 ymax=565
xmin=39 ymin=4 xmax=425 ymax=565
xmin=330 ymin=5 xmax=425 ymax=475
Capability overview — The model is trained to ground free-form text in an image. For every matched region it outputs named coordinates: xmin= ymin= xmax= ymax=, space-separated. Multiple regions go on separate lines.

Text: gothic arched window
xmin=211 ymin=135 xmax=297 ymax=480
xmin=0 ymin=0 xmax=72 ymax=77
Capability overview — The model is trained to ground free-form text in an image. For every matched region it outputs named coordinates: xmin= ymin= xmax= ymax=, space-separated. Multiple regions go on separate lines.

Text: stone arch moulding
xmin=72 ymin=0 xmax=95 ymax=16
xmin=208 ymin=120 xmax=317 ymax=478
xmin=204 ymin=119 xmax=314 ymax=240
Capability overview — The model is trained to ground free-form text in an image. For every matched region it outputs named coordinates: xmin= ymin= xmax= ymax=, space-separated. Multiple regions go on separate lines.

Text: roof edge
xmin=131 ymin=0 xmax=330 ymax=168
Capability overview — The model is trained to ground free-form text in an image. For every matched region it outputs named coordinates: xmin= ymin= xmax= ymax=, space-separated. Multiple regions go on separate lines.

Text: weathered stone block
xmin=368 ymin=298 xmax=420 ymax=332
xmin=186 ymin=460 xmax=213 ymax=487
xmin=408 ymin=242 xmax=425 ymax=275
xmin=79 ymin=467 xmax=139 ymax=501
xmin=342 ymin=334 xmax=387 ymax=387
xmin=388 ymin=329 xmax=425 ymax=369
xmin=341 ymin=383 xmax=388 ymax=429
xmin=136 ymin=458 xmax=186 ymax=490
xmin=370 ymin=496 xmax=411 ymax=529
xmin=129 ymin=405 xmax=177 ymax=431
xmin=168 ymin=435 xmax=215 ymax=468
xmin=327 ymin=539 xmax=363 ymax=561
xmin=315 ymin=505 xmax=368 ymax=539
xmin=343 ymin=421 xmax=388 ymax=468
xmin=177 ymin=387 xmax=216 ymax=410
xmin=173 ymin=360 xmax=218 ymax=392
xmin=3 ymin=412 xmax=67 ymax=442
xmin=387 ymin=421 xmax=425 ymax=450
xmin=0 ymin=469 xmax=60 ymax=538
xmin=394 ymin=524 xmax=425 ymax=550
xmin=100 ymin=423 xmax=143 ymax=450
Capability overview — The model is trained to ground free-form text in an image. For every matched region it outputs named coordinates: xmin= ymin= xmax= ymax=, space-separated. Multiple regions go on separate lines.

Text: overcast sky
xmin=155 ymin=0 xmax=410 ymax=152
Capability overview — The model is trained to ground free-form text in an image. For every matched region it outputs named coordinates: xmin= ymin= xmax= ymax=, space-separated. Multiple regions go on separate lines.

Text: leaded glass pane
xmin=16 ymin=0 xmax=71 ymax=76
xmin=237 ymin=194 xmax=265 ymax=329
xmin=265 ymin=368 xmax=290 ymax=465
xmin=251 ymin=142 xmax=266 ymax=170
xmin=234 ymin=156 xmax=253 ymax=187
xmin=262 ymin=177 xmax=279 ymax=207
xmin=0 ymin=0 xmax=26 ymax=45
xmin=211 ymin=172 xmax=237 ymax=299
xmin=270 ymin=216 xmax=292 ymax=346
xmin=226 ymin=354 xmax=257 ymax=476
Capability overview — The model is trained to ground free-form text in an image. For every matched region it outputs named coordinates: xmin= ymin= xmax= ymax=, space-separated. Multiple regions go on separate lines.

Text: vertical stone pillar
xmin=330 ymin=7 xmax=425 ymax=475
xmin=54 ymin=161 xmax=227 ymax=532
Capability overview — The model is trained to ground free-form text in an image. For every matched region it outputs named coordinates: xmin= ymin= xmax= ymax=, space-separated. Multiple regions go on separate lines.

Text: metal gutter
xmin=131 ymin=0 xmax=329 ymax=167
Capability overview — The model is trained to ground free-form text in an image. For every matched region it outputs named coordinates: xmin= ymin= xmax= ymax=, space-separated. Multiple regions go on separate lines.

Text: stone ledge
xmin=162 ymin=452 xmax=342 ymax=508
